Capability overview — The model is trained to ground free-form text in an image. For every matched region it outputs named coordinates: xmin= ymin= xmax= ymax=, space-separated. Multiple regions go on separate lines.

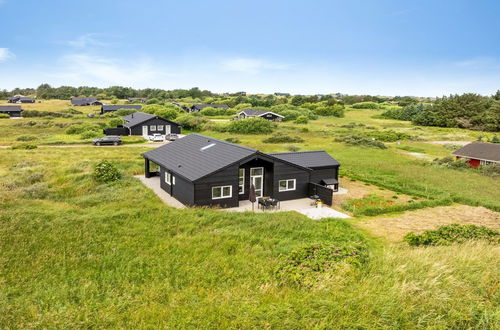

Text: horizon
xmin=1 ymin=0 xmax=499 ymax=97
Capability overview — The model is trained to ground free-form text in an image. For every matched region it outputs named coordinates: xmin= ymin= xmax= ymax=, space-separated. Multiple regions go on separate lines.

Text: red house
xmin=452 ymin=142 xmax=500 ymax=168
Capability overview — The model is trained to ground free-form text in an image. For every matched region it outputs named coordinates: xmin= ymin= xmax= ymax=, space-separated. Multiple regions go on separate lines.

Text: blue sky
xmin=0 ymin=0 xmax=499 ymax=96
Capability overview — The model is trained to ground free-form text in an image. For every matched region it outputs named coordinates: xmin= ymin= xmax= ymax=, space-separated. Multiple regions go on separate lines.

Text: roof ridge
xmin=270 ymin=150 xmax=326 ymax=154
xmin=190 ymin=133 xmax=257 ymax=152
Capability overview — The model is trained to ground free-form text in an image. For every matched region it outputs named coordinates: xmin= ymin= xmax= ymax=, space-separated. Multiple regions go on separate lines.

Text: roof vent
xmin=201 ymin=143 xmax=216 ymax=151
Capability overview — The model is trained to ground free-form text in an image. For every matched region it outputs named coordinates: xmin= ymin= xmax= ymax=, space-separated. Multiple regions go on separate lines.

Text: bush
xmin=108 ymin=118 xmax=123 ymax=128
xmin=404 ymin=224 xmax=499 ymax=246
xmin=275 ymin=243 xmax=368 ymax=286
xmin=22 ymin=182 xmax=49 ymax=199
xmin=335 ymin=135 xmax=387 ymax=149
xmin=286 ymin=145 xmax=300 ymax=152
xmin=478 ymin=163 xmax=500 ymax=177
xmin=351 ymin=102 xmax=381 ymax=109
xmin=114 ymin=108 xmax=137 ymax=116
xmin=294 ymin=115 xmax=309 ymax=124
xmin=225 ymin=137 xmax=241 ymax=144
xmin=80 ymin=130 xmax=101 ymax=139
xmin=93 ymin=160 xmax=121 ymax=183
xmin=22 ymin=110 xmax=70 ymax=118
xmin=142 ymin=104 xmax=180 ymax=121
xmin=365 ymin=130 xmax=412 ymax=142
xmin=200 ymin=107 xmax=235 ymax=116
xmin=0 ymin=113 xmax=10 ymax=119
xmin=66 ymin=123 xmax=102 ymax=135
xmin=263 ymin=134 xmax=304 ymax=144
xmin=11 ymin=143 xmax=38 ymax=150
xmin=314 ymin=105 xmax=345 ymax=117
xmin=16 ymin=135 xmax=38 ymax=141
xmin=223 ymin=117 xmax=274 ymax=134
xmin=175 ymin=114 xmax=209 ymax=131
xmin=432 ymin=157 xmax=470 ymax=169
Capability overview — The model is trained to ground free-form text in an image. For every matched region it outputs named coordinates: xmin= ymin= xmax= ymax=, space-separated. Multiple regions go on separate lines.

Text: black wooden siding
xmin=129 ymin=118 xmax=181 ymax=136
xmin=309 ymin=166 xmax=339 ymax=184
xmin=194 ymin=164 xmax=240 ymax=208
xmin=237 ymin=158 xmax=274 ymax=201
xmin=160 ymin=167 xmax=195 ymax=206
xmin=272 ymin=161 xmax=310 ymax=200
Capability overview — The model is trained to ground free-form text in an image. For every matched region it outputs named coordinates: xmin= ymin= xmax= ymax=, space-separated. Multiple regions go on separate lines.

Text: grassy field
xmin=0 ymin=103 xmax=499 ymax=328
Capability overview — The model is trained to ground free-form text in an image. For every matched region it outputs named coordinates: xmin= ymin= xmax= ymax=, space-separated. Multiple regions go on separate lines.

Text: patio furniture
xmin=258 ymin=197 xmax=280 ymax=211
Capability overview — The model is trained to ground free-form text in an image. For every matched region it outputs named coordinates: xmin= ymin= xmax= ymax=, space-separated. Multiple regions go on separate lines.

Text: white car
xmin=149 ymin=133 xmax=164 ymax=142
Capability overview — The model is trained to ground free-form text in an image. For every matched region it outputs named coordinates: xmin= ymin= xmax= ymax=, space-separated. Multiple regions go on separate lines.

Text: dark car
xmin=92 ymin=136 xmax=122 ymax=146
xmin=165 ymin=133 xmax=178 ymax=141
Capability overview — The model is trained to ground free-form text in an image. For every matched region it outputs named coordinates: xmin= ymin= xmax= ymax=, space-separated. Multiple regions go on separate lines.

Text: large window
xmin=480 ymin=160 xmax=494 ymax=165
xmin=157 ymin=125 xmax=164 ymax=131
xmin=212 ymin=185 xmax=232 ymax=199
xmin=165 ymin=172 xmax=171 ymax=185
xmin=279 ymin=179 xmax=296 ymax=192
xmin=150 ymin=125 xmax=157 ymax=131
xmin=238 ymin=168 xmax=245 ymax=194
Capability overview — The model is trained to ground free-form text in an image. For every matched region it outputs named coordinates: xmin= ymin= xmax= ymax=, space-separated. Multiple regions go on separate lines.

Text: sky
xmin=0 ymin=0 xmax=499 ymax=96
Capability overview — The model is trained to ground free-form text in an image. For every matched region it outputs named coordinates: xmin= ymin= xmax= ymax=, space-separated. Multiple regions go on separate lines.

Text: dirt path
xmin=427 ymin=141 xmax=470 ymax=146
xmin=357 ymin=205 xmax=500 ymax=242
xmin=0 ymin=143 xmax=167 ymax=149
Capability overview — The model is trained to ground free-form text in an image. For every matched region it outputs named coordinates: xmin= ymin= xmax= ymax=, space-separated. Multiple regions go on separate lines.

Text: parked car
xmin=166 ymin=133 xmax=178 ymax=141
xmin=149 ymin=133 xmax=164 ymax=142
xmin=92 ymin=136 xmax=122 ymax=146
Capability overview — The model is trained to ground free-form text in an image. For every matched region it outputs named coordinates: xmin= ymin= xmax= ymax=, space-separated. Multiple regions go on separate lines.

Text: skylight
xmin=201 ymin=143 xmax=216 ymax=151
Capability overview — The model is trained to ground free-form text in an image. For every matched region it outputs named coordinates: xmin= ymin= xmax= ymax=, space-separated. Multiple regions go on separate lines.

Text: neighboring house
xmin=274 ymin=92 xmax=290 ymax=97
xmin=0 ymin=105 xmax=23 ymax=117
xmin=167 ymin=101 xmax=188 ymax=111
xmin=452 ymin=142 xmax=500 ymax=167
xmin=142 ymin=134 xmax=340 ymax=208
xmin=236 ymin=109 xmax=284 ymax=122
xmin=122 ymin=112 xmax=181 ymax=136
xmin=71 ymin=97 xmax=102 ymax=106
xmin=8 ymin=96 xmax=35 ymax=103
xmin=100 ymin=104 xmax=142 ymax=115
xmin=190 ymin=104 xmax=229 ymax=113
xmin=127 ymin=97 xmax=148 ymax=103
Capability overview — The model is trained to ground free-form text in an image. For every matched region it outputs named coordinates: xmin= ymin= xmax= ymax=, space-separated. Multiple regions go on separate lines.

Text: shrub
xmin=0 ymin=113 xmax=10 ymax=119
xmin=22 ymin=182 xmax=49 ymax=199
xmin=404 ymin=224 xmax=499 ymax=246
xmin=314 ymin=105 xmax=345 ymax=117
xmin=11 ymin=143 xmax=38 ymax=150
xmin=93 ymin=160 xmax=121 ymax=183
xmin=200 ymin=107 xmax=235 ymax=116
xmin=142 ymin=104 xmax=180 ymax=121
xmin=223 ymin=117 xmax=274 ymax=134
xmin=175 ymin=114 xmax=209 ymax=131
xmin=110 ymin=98 xmax=119 ymax=104
xmin=225 ymin=137 xmax=241 ymax=143
xmin=275 ymin=243 xmax=368 ymax=286
xmin=365 ymin=130 xmax=413 ymax=142
xmin=294 ymin=115 xmax=309 ymax=124
xmin=65 ymin=123 xmax=102 ymax=135
xmin=80 ymin=130 xmax=101 ymax=139
xmin=114 ymin=108 xmax=137 ymax=116
xmin=16 ymin=135 xmax=38 ymax=141
xmin=263 ymin=134 xmax=304 ymax=144
xmin=478 ymin=163 xmax=500 ymax=177
xmin=351 ymin=102 xmax=381 ymax=109
xmin=286 ymin=145 xmax=300 ymax=152
xmin=22 ymin=110 xmax=70 ymax=118
xmin=335 ymin=135 xmax=387 ymax=149
xmin=108 ymin=118 xmax=123 ymax=128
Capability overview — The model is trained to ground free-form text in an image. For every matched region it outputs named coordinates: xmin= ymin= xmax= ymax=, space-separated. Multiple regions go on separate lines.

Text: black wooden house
xmin=236 ymin=109 xmax=284 ymax=121
xmin=71 ymin=97 xmax=102 ymax=106
xmin=101 ymin=104 xmax=142 ymax=115
xmin=189 ymin=104 xmax=229 ymax=113
xmin=143 ymin=134 xmax=339 ymax=208
xmin=0 ymin=105 xmax=23 ymax=117
xmin=105 ymin=112 xmax=181 ymax=136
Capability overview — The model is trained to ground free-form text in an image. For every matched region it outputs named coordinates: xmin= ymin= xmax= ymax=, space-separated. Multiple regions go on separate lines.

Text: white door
xmin=142 ymin=125 xmax=148 ymax=136
xmin=165 ymin=125 xmax=171 ymax=135
xmin=250 ymin=167 xmax=264 ymax=198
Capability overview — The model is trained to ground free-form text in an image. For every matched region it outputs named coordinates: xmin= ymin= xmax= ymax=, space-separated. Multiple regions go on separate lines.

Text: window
xmin=212 ymin=185 xmax=232 ymax=199
xmin=150 ymin=125 xmax=156 ymax=131
xmin=165 ymin=172 xmax=171 ymax=185
xmin=250 ymin=168 xmax=263 ymax=176
xmin=238 ymin=168 xmax=245 ymax=194
xmin=480 ymin=160 xmax=493 ymax=165
xmin=279 ymin=179 xmax=296 ymax=192
xmin=157 ymin=125 xmax=164 ymax=131
xmin=172 ymin=176 xmax=176 ymax=185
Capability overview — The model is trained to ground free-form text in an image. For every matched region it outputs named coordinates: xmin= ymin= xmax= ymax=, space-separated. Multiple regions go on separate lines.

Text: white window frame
xmin=157 ymin=125 xmax=164 ymax=131
xmin=238 ymin=168 xmax=245 ymax=195
xmin=212 ymin=185 xmax=232 ymax=199
xmin=165 ymin=172 xmax=171 ymax=185
xmin=480 ymin=160 xmax=493 ymax=165
xmin=172 ymin=176 xmax=176 ymax=185
xmin=279 ymin=179 xmax=296 ymax=192
xmin=150 ymin=125 xmax=157 ymax=131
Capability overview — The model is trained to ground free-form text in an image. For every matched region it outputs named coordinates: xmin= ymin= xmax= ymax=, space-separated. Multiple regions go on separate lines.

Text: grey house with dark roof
xmin=452 ymin=142 xmax=500 ymax=167
xmin=190 ymin=104 xmax=229 ymax=113
xmin=0 ymin=105 xmax=23 ymax=117
xmin=143 ymin=134 xmax=340 ymax=208
xmin=71 ymin=97 xmax=102 ymax=106
xmin=237 ymin=109 xmax=284 ymax=122
xmin=8 ymin=96 xmax=35 ymax=103
xmin=123 ymin=112 xmax=181 ymax=136
xmin=101 ymin=104 xmax=142 ymax=115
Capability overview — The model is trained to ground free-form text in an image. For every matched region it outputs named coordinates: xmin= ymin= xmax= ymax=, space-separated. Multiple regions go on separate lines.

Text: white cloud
xmin=66 ymin=33 xmax=115 ymax=49
xmin=0 ymin=48 xmax=14 ymax=62
xmin=222 ymin=57 xmax=289 ymax=74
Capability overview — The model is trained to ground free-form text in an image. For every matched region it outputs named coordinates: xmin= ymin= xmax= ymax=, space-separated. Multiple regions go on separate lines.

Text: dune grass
xmin=0 ymin=148 xmax=499 ymax=328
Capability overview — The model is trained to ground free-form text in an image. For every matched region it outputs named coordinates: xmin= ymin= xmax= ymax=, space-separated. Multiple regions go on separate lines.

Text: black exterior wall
xmin=160 ymin=166 xmax=195 ymax=206
xmin=128 ymin=118 xmax=181 ymax=136
xmin=273 ymin=161 xmax=310 ymax=200
xmin=309 ymin=166 xmax=339 ymax=184
xmin=194 ymin=164 xmax=240 ymax=208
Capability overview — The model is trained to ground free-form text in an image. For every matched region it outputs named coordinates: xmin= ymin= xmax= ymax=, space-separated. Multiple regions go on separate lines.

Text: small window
xmin=157 ymin=125 xmax=164 ymax=131
xmin=165 ymin=172 xmax=171 ymax=185
xmin=150 ymin=125 xmax=156 ymax=131
xmin=238 ymin=168 xmax=245 ymax=194
xmin=279 ymin=179 xmax=296 ymax=192
xmin=250 ymin=168 xmax=263 ymax=176
xmin=212 ymin=185 xmax=232 ymax=199
xmin=480 ymin=160 xmax=493 ymax=165
xmin=172 ymin=176 xmax=176 ymax=185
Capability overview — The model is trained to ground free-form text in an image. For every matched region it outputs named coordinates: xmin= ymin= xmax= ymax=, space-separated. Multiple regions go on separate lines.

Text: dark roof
xmin=123 ymin=112 xmax=179 ymax=128
xmin=192 ymin=104 xmax=229 ymax=110
xmin=452 ymin=142 xmax=500 ymax=162
xmin=0 ymin=105 xmax=22 ymax=112
xmin=102 ymin=105 xmax=142 ymax=111
xmin=238 ymin=108 xmax=284 ymax=118
xmin=269 ymin=151 xmax=340 ymax=168
xmin=143 ymin=134 xmax=257 ymax=181
xmin=321 ymin=178 xmax=338 ymax=185
xmin=71 ymin=97 xmax=98 ymax=105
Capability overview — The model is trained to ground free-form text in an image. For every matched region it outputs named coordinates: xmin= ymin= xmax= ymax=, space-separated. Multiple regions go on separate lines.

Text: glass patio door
xmin=250 ymin=167 xmax=263 ymax=198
